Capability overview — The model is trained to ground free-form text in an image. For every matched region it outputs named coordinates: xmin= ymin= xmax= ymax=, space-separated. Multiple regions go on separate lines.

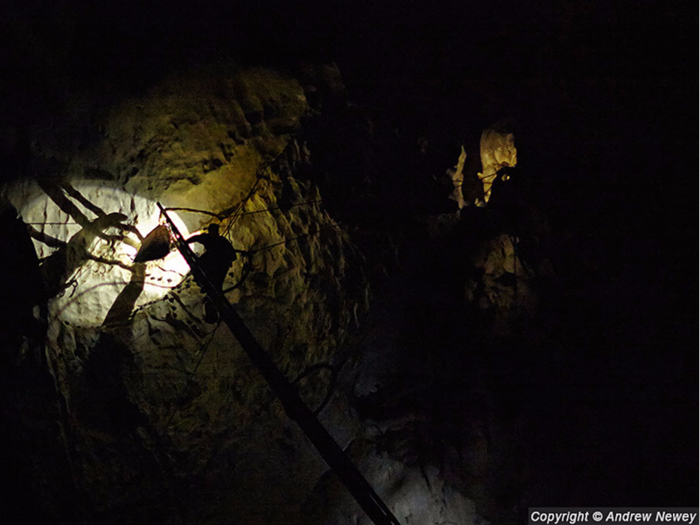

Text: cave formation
xmin=0 ymin=2 xmax=696 ymax=525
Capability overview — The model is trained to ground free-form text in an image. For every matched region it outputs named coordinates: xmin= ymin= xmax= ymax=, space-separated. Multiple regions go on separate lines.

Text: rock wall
xmin=0 ymin=61 xmax=546 ymax=525
xmin=1 ymin=66 xmax=371 ymax=524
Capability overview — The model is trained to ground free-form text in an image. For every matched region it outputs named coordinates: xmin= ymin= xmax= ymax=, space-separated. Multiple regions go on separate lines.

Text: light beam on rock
xmin=11 ymin=182 xmax=191 ymax=327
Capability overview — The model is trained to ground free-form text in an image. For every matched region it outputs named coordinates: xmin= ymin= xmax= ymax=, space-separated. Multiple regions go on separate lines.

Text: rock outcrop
xmin=1 ymin=66 xmax=372 ymax=524
xmin=1 ymin=61 xmax=548 ymax=525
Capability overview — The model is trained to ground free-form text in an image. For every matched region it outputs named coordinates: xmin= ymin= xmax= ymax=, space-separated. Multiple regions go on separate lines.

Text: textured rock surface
xmin=0 ymin=2 xmax=696 ymax=522
xmin=1 ymin=62 xmax=547 ymax=525
xmin=1 ymin=66 xmax=376 ymax=524
xmin=447 ymin=122 xmax=518 ymax=209
xmin=477 ymin=124 xmax=518 ymax=205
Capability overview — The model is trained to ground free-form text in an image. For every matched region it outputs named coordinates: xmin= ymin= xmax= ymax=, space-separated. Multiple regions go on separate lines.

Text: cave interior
xmin=0 ymin=1 xmax=697 ymax=524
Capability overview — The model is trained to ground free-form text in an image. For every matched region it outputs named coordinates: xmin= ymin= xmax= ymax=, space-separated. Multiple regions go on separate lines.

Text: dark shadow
xmin=0 ymin=206 xmax=47 ymax=336
xmin=79 ymin=332 xmax=146 ymax=433
xmin=38 ymin=179 xmax=141 ymax=245
xmin=102 ymin=263 xmax=146 ymax=329
xmin=0 ymin=205 xmax=74 ymax=524
xmin=25 ymin=178 xmax=156 ymax=323
xmin=38 ymin=211 xmax=132 ymax=298
xmin=24 ymin=177 xmax=144 ymax=296
xmin=26 ymin=223 xmax=65 ymax=249
xmin=62 ymin=181 xmax=111 ymax=218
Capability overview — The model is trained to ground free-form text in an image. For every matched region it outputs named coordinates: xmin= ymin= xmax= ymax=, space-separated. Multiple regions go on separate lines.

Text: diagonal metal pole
xmin=158 ymin=203 xmax=401 ymax=525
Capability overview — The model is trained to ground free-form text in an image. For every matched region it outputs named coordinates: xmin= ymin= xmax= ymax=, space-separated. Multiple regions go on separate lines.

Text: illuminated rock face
xmin=6 ymin=182 xmax=191 ymax=327
xmin=447 ymin=123 xmax=517 ymax=209
xmin=315 ymin=458 xmax=485 ymax=524
xmin=1 ymin=67 xmax=374 ymax=523
xmin=478 ymin=125 xmax=517 ymax=205
xmin=1 ymin=64 xmax=515 ymax=525
xmin=448 ymin=146 xmax=469 ymax=209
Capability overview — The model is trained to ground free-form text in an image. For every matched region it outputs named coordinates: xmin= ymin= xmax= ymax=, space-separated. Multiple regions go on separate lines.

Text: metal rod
xmin=157 ymin=203 xmax=401 ymax=525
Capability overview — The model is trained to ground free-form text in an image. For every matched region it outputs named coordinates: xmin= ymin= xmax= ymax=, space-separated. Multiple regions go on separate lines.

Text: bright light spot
xmin=17 ymin=183 xmax=191 ymax=328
